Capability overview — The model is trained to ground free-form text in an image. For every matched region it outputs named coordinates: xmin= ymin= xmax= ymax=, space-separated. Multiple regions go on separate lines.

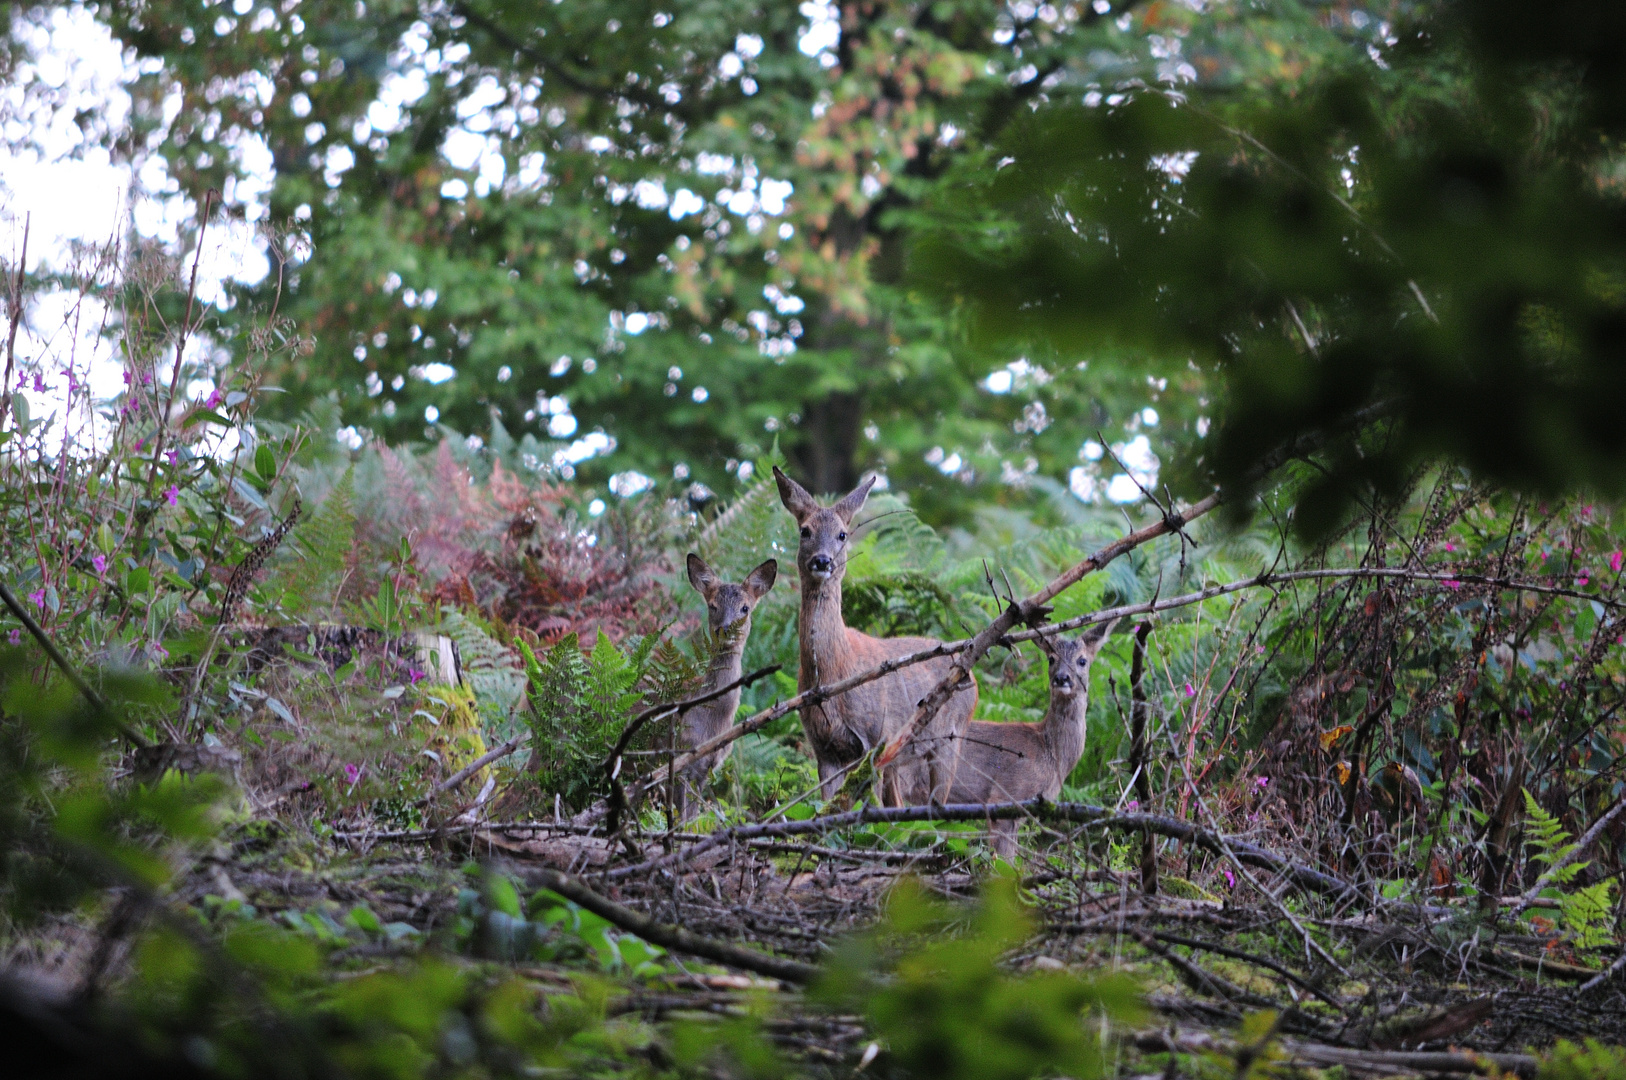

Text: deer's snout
xmin=1051 ymin=670 xmax=1076 ymax=692
xmin=807 ymin=553 xmax=835 ymax=579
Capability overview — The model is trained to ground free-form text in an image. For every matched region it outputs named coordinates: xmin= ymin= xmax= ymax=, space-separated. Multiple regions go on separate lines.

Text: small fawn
xmin=774 ymin=467 xmax=977 ymax=805
xmin=676 ymin=553 xmax=777 ymax=821
xmin=942 ymin=620 xmax=1117 ymax=858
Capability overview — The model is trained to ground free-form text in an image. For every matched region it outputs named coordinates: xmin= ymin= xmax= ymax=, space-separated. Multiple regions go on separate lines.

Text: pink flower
xmin=1445 ymin=580 xmax=1462 ymax=590
xmin=26 ymin=588 xmax=45 ymax=610
xmin=1612 ymin=551 xmax=1622 ymax=574
xmin=1124 ymin=800 xmax=1139 ymax=812
xmin=165 ymin=449 xmax=178 ymax=465
xmin=92 ymin=554 xmax=106 ymax=576
xmin=30 ymin=372 xmax=44 ymax=393
xmin=6 ymin=629 xmax=20 ymax=645
xmin=204 ymin=386 xmax=225 ymax=409
xmin=122 ymin=369 xmax=132 ymax=386
xmin=407 ymin=665 xmax=426 ymax=685
xmin=1444 ymin=541 xmax=1456 ymax=552
xmin=1223 ymin=868 xmax=1236 ymax=890
xmin=164 ymin=485 xmax=179 ymax=506
xmin=1256 ymin=776 xmax=1270 ymax=789
xmin=343 ymin=763 xmax=363 ymax=786
xmin=1184 ymin=682 xmax=1196 ymax=697
xmin=1577 ymin=575 xmax=1589 ymax=588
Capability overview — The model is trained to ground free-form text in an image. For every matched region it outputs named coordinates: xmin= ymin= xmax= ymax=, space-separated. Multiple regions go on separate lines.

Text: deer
xmin=941 ymin=620 xmax=1117 ymax=859
xmin=675 ymin=553 xmax=777 ymax=821
xmin=773 ymin=466 xmax=977 ymax=805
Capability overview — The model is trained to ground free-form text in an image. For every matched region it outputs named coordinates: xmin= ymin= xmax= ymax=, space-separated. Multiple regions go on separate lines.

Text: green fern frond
xmin=263 ymin=467 xmax=355 ymax=616
xmin=1563 ymin=880 xmax=1617 ymax=951
xmin=1523 ymin=789 xmax=1584 ymax=882
xmin=439 ymin=608 xmax=527 ymax=725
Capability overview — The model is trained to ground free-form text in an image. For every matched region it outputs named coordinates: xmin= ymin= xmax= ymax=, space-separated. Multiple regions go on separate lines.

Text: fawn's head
xmin=1037 ymin=619 xmax=1118 ymax=701
xmin=773 ymin=467 xmax=875 ymax=587
xmin=687 ymin=553 xmax=777 ymax=639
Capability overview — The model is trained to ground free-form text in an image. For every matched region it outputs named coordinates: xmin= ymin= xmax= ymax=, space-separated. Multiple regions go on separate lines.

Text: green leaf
xmin=254 ymin=443 xmax=277 ymax=481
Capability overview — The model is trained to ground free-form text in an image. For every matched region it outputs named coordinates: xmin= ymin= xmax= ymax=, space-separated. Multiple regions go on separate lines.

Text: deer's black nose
xmin=1052 ymin=673 xmax=1072 ymax=688
xmin=809 ymin=554 xmax=834 ymax=575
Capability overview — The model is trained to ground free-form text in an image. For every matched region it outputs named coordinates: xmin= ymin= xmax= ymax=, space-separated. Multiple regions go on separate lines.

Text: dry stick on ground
xmin=1133 ymin=1030 xmax=1538 ymax=1079
xmin=596 ymin=800 xmax=1365 ymax=905
xmin=526 ymin=866 xmax=818 ymax=984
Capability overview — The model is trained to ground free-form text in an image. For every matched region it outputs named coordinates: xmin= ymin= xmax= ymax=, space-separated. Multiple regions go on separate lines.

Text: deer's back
xmin=816 ymin=628 xmax=974 ymax=742
xmin=944 ymin=720 xmax=1058 ymax=804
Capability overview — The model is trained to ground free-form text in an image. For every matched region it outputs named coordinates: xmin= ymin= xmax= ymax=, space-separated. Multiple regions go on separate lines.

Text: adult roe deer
xmin=676 ymin=553 xmax=777 ymax=821
xmin=773 ymin=466 xmax=977 ymax=804
xmin=941 ymin=621 xmax=1117 ymax=858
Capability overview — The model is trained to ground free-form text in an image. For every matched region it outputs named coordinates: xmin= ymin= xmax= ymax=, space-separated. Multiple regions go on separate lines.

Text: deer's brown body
xmin=942 ymin=623 xmax=1115 ymax=857
xmin=774 ymin=467 xmax=977 ymax=804
xmin=676 ymin=554 xmax=776 ymax=821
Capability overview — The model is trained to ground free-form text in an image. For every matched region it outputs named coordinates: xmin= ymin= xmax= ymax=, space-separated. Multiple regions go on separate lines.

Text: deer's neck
xmin=798 ymin=574 xmax=851 ymax=683
xmin=705 ymin=634 xmax=746 ymax=691
xmin=1040 ymin=695 xmax=1090 ymax=784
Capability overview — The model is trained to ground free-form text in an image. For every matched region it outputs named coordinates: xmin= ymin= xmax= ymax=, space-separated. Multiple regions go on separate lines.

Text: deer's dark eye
xmin=837 ymin=531 xmax=847 ymax=543
xmin=800 ymin=526 xmax=812 ymax=539
xmin=1077 ymin=657 xmax=1087 ymax=666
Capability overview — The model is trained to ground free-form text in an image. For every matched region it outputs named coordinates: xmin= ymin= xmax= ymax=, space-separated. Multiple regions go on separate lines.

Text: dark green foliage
xmin=914 ymin=1 xmax=1626 ymax=532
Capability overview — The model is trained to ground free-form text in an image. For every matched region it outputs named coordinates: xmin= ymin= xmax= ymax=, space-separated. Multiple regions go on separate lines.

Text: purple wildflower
xmin=6 ymin=629 xmax=20 ymax=645
xmin=1223 ymin=868 xmax=1236 ymax=890
xmin=164 ymin=485 xmax=179 ymax=507
xmin=26 ymin=588 xmax=45 ymax=610
xmin=407 ymin=665 xmax=426 ymax=685
xmin=204 ymin=386 xmax=225 ymax=409
xmin=92 ymin=554 xmax=107 ymax=576
xmin=1184 ymin=682 xmax=1196 ymax=697
xmin=1124 ymin=800 xmax=1139 ymax=812
xmin=1256 ymin=776 xmax=1270 ymax=789
xmin=1612 ymin=551 xmax=1623 ymax=574
xmin=343 ymin=763 xmax=363 ymax=786
xmin=165 ymin=449 xmax=178 ymax=465
xmin=30 ymin=371 xmax=45 ymax=393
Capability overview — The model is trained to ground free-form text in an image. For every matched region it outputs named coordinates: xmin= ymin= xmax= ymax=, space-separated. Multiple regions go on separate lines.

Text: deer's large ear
xmin=743 ymin=558 xmax=778 ymax=600
xmin=1081 ymin=617 xmax=1120 ymax=658
xmin=773 ymin=466 xmax=818 ymax=521
xmin=831 ymin=473 xmax=877 ymax=524
xmin=686 ymin=553 xmax=720 ymax=598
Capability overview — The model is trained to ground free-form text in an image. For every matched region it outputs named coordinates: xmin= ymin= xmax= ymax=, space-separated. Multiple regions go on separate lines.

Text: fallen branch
xmin=1134 ymin=1029 xmax=1538 ymax=1078
xmin=523 ymin=867 xmax=818 ymax=984
xmin=598 ymin=799 xmax=1366 ymax=907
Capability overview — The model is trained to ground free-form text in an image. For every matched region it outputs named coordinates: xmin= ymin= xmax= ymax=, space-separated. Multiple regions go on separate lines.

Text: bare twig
xmin=525 ymin=866 xmax=818 ymax=984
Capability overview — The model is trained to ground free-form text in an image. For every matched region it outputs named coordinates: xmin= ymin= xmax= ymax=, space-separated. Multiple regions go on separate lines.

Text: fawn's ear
xmin=1080 ymin=617 xmax=1120 ymax=658
xmin=831 ymin=473 xmax=877 ymax=524
xmin=743 ymin=558 xmax=778 ymax=600
xmin=686 ymin=553 xmax=720 ymax=598
xmin=773 ymin=466 xmax=818 ymax=522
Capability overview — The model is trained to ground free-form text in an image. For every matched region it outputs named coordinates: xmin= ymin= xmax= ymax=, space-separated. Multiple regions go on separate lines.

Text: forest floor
xmin=16 ymin=763 xmax=1615 ymax=1079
